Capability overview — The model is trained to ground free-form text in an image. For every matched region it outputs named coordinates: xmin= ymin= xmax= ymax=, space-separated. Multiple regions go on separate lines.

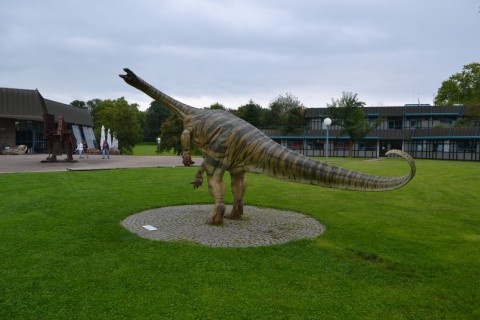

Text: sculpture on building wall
xmin=42 ymin=113 xmax=74 ymax=162
xmin=120 ymin=68 xmax=416 ymax=225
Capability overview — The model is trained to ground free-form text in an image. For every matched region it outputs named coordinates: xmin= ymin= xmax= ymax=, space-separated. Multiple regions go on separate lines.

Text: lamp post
xmin=156 ymin=137 xmax=161 ymax=155
xmin=323 ymin=118 xmax=332 ymax=163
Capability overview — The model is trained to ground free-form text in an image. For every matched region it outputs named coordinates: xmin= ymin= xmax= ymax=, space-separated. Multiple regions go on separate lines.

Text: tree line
xmin=71 ymin=62 xmax=480 ymax=154
xmin=71 ymin=92 xmax=307 ymax=154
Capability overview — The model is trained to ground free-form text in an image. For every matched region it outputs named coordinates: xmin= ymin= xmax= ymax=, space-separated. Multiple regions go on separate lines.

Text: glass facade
xmin=15 ymin=120 xmax=48 ymax=153
xmin=13 ymin=120 xmax=95 ymax=153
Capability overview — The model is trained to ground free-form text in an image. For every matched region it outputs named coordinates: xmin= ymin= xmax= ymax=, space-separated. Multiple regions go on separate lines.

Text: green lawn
xmin=132 ymin=142 xmax=160 ymax=156
xmin=0 ymin=158 xmax=479 ymax=319
xmin=132 ymin=142 xmax=179 ymax=156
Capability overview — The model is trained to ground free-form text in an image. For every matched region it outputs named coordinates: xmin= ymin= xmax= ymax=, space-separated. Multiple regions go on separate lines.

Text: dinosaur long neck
xmin=129 ymin=76 xmax=196 ymax=118
xmin=250 ymin=143 xmax=415 ymax=191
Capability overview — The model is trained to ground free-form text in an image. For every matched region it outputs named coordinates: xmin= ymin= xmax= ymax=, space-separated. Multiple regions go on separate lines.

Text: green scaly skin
xmin=120 ymin=68 xmax=416 ymax=225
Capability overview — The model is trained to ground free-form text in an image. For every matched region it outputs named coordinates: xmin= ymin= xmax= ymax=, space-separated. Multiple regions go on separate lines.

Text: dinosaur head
xmin=119 ymin=68 xmax=195 ymax=119
xmin=119 ymin=68 xmax=143 ymax=91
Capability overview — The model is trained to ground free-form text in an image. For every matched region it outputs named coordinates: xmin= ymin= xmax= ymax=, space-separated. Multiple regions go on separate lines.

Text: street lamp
xmin=156 ymin=137 xmax=161 ymax=155
xmin=323 ymin=118 xmax=332 ymax=163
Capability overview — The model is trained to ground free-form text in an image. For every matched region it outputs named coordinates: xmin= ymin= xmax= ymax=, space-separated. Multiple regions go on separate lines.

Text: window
xmin=457 ymin=140 xmax=476 ymax=153
xmin=415 ymin=141 xmax=423 ymax=151
xmin=310 ymin=118 xmax=322 ymax=130
xmin=15 ymin=120 xmax=47 ymax=152
xmin=334 ymin=141 xmax=345 ymax=151
xmin=440 ymin=118 xmax=453 ymax=126
xmin=388 ymin=119 xmax=403 ymax=129
xmin=409 ymin=119 xmax=422 ymax=128
xmin=433 ymin=140 xmax=444 ymax=152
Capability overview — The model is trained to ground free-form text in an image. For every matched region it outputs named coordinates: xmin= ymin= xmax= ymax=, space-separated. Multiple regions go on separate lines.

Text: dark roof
xmin=305 ymin=105 xmax=467 ymax=119
xmin=0 ymin=87 xmax=46 ymax=121
xmin=45 ymin=99 xmax=93 ymax=126
xmin=0 ymin=87 xmax=93 ymax=126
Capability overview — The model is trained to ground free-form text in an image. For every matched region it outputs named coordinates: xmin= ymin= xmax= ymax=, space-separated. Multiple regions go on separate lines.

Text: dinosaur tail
xmin=119 ymin=68 xmax=195 ymax=118
xmin=250 ymin=144 xmax=415 ymax=191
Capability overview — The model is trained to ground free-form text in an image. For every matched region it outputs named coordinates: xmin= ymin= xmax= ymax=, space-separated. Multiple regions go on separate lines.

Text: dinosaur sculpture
xmin=120 ymin=68 xmax=416 ymax=225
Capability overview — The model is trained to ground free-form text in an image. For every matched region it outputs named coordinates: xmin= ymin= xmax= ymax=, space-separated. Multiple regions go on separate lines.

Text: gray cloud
xmin=1 ymin=0 xmax=479 ymax=110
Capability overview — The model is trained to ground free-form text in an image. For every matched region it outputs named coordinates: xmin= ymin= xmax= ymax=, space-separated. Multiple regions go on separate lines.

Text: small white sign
xmin=142 ymin=225 xmax=157 ymax=231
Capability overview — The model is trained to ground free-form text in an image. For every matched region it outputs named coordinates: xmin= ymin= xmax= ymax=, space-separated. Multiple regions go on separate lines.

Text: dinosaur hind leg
xmin=207 ymin=175 xmax=226 ymax=225
xmin=227 ymin=172 xmax=246 ymax=220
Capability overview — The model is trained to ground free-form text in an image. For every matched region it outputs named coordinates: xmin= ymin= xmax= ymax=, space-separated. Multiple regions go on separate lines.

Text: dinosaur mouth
xmin=119 ymin=67 xmax=135 ymax=81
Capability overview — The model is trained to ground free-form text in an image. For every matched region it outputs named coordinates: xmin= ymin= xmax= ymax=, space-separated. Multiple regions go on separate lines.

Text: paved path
xmin=0 ymin=154 xmax=203 ymax=174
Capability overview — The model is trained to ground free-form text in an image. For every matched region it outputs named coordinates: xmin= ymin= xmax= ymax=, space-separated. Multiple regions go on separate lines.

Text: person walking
xmin=102 ymin=140 xmax=110 ymax=159
xmin=76 ymin=140 xmax=84 ymax=159
xmin=83 ymin=141 xmax=89 ymax=158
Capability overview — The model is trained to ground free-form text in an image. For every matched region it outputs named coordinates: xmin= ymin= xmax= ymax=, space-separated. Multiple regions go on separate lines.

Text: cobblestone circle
xmin=122 ymin=205 xmax=325 ymax=247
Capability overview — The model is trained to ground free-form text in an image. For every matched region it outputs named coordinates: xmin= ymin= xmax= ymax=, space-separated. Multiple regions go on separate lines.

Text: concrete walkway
xmin=0 ymin=153 xmax=203 ymax=174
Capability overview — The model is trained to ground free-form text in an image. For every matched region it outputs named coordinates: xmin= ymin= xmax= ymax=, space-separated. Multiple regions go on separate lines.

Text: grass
xmin=0 ymin=157 xmax=479 ymax=319
xmin=132 ymin=142 xmax=160 ymax=156
xmin=132 ymin=142 xmax=179 ymax=156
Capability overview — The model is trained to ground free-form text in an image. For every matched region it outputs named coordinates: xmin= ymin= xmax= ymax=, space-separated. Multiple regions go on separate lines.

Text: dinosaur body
xmin=120 ymin=68 xmax=416 ymax=225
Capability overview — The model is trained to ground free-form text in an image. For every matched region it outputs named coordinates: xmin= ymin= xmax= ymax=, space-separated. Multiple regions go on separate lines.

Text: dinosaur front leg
xmin=181 ymin=129 xmax=195 ymax=166
xmin=206 ymin=175 xmax=226 ymax=225
xmin=191 ymin=161 xmax=206 ymax=188
xmin=227 ymin=172 xmax=247 ymax=220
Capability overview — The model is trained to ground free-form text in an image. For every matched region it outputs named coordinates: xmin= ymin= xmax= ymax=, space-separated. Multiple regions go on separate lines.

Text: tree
xmin=465 ymin=105 xmax=480 ymax=124
xmin=159 ymin=113 xmax=184 ymax=155
xmin=143 ymin=101 xmax=172 ymax=142
xmin=206 ymin=102 xmax=227 ymax=110
xmin=94 ymin=97 xmax=143 ymax=154
xmin=69 ymin=98 xmax=103 ymax=121
xmin=70 ymin=100 xmax=86 ymax=109
xmin=86 ymin=99 xmax=103 ymax=113
xmin=434 ymin=62 xmax=480 ymax=106
xmin=264 ymin=93 xmax=305 ymax=131
xmin=326 ymin=92 xmax=376 ymax=154
xmin=236 ymin=100 xmax=266 ymax=127
xmin=285 ymin=104 xmax=305 ymax=133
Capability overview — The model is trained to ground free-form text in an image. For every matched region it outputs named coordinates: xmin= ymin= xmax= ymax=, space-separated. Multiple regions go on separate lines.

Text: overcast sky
xmin=1 ymin=1 xmax=479 ymax=110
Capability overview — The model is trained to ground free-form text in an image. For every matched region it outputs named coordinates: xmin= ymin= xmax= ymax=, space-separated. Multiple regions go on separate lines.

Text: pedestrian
xmin=102 ymin=140 xmax=110 ymax=159
xmin=76 ymin=140 xmax=84 ymax=159
xmin=83 ymin=141 xmax=89 ymax=158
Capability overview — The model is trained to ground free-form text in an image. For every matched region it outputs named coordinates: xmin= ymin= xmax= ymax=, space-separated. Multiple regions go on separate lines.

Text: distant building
xmin=264 ymin=104 xmax=480 ymax=161
xmin=0 ymin=87 xmax=95 ymax=153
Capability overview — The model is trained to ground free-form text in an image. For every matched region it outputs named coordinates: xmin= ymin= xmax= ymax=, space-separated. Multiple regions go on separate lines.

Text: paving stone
xmin=122 ymin=205 xmax=325 ymax=247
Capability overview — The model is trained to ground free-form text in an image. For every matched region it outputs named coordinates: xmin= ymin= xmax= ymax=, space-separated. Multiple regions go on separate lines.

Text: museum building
xmin=0 ymin=87 xmax=95 ymax=153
